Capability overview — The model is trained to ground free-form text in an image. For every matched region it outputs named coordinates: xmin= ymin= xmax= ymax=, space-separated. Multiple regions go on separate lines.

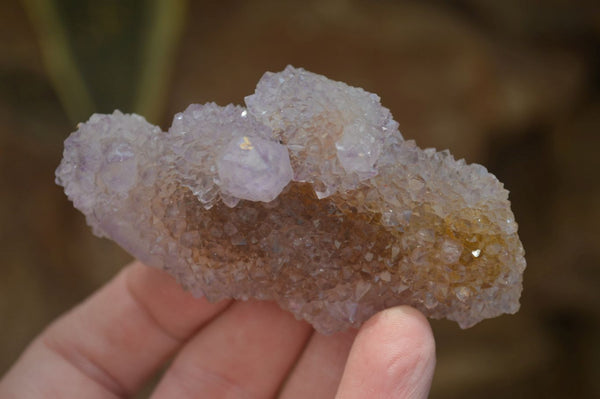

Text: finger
xmin=0 ymin=262 xmax=231 ymax=398
xmin=335 ymin=306 xmax=436 ymax=399
xmin=151 ymin=300 xmax=312 ymax=398
xmin=279 ymin=329 xmax=357 ymax=399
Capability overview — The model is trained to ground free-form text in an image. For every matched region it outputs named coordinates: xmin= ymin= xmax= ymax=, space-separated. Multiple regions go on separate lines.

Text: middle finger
xmin=151 ymin=300 xmax=312 ymax=398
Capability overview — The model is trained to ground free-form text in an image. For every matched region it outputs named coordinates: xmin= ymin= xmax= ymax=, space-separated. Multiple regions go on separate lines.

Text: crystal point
xmin=56 ymin=66 xmax=526 ymax=334
xmin=217 ymin=135 xmax=293 ymax=203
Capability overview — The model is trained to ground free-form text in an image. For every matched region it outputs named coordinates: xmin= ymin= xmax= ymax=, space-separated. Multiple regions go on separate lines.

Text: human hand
xmin=0 ymin=261 xmax=436 ymax=398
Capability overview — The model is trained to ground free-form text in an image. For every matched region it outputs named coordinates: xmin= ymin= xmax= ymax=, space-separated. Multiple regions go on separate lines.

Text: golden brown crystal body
xmin=155 ymin=178 xmax=524 ymax=333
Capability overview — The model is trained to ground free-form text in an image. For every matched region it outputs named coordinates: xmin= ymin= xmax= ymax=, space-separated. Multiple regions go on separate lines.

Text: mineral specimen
xmin=56 ymin=66 xmax=526 ymax=334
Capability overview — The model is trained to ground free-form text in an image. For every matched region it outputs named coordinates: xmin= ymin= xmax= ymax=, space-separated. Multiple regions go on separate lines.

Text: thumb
xmin=335 ymin=306 xmax=436 ymax=399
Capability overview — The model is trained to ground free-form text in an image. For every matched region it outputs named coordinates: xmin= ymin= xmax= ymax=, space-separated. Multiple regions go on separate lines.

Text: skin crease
xmin=0 ymin=261 xmax=436 ymax=398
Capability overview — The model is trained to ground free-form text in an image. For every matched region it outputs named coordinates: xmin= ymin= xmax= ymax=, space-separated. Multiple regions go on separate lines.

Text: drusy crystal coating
xmin=56 ymin=66 xmax=526 ymax=334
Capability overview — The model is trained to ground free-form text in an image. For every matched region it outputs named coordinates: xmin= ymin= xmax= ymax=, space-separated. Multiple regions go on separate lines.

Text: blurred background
xmin=1 ymin=0 xmax=599 ymax=397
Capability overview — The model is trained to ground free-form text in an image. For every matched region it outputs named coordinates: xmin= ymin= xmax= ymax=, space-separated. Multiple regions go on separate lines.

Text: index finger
xmin=0 ymin=261 xmax=231 ymax=398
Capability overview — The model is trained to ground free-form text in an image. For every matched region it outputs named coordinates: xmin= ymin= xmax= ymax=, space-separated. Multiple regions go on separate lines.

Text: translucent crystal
xmin=217 ymin=135 xmax=293 ymax=203
xmin=56 ymin=66 xmax=526 ymax=334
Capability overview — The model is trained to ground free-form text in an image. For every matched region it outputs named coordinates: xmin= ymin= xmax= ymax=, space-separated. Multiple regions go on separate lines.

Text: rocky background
xmin=1 ymin=0 xmax=598 ymax=397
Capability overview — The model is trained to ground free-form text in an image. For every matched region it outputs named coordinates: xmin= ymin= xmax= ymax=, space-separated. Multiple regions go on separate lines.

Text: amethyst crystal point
xmin=56 ymin=66 xmax=526 ymax=334
xmin=165 ymin=103 xmax=276 ymax=208
xmin=217 ymin=135 xmax=293 ymax=203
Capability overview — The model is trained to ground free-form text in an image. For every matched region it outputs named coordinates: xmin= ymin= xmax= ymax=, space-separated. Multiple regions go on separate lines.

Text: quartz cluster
xmin=56 ymin=66 xmax=526 ymax=333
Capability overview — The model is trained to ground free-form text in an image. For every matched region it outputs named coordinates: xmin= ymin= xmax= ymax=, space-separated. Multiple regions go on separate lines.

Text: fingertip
xmin=336 ymin=306 xmax=436 ymax=399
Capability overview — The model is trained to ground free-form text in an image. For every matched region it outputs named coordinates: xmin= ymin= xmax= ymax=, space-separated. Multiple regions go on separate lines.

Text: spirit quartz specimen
xmin=56 ymin=66 xmax=526 ymax=334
